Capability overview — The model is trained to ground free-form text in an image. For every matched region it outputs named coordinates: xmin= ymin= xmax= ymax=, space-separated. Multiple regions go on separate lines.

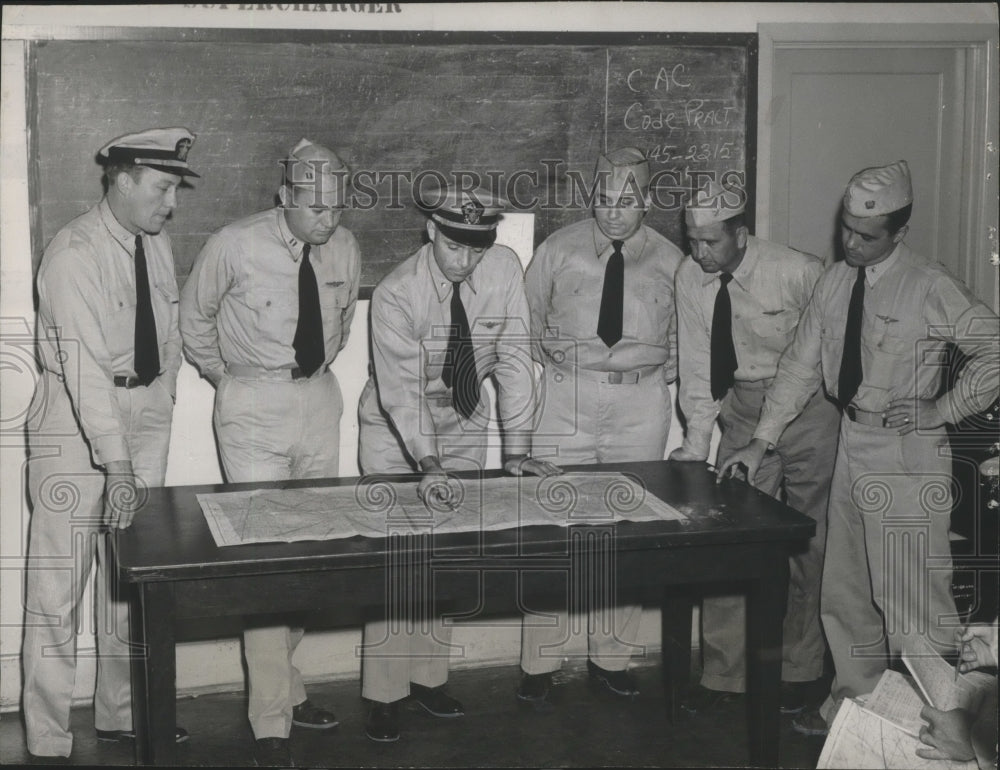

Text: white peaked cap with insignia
xmin=423 ymin=184 xmax=507 ymax=246
xmin=98 ymin=127 xmax=199 ymax=177
xmin=595 ymin=146 xmax=651 ymax=196
xmin=685 ymin=179 xmax=746 ymax=228
xmin=843 ymin=160 xmax=913 ymax=217
xmin=284 ymin=138 xmax=349 ymax=199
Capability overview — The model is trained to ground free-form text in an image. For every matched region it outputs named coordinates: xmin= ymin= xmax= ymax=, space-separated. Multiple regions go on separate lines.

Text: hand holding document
xmin=817 ymin=636 xmax=994 ymax=769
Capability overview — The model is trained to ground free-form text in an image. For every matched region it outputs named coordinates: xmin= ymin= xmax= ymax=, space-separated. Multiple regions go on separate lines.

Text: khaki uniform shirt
xmin=755 ymin=242 xmax=1000 ymax=445
xmin=35 ymin=198 xmax=182 ymax=465
xmin=180 ymin=207 xmax=361 ymax=381
xmin=370 ymin=242 xmax=535 ymax=464
xmin=524 ymin=218 xmax=683 ymax=377
xmin=675 ymin=236 xmax=824 ymax=458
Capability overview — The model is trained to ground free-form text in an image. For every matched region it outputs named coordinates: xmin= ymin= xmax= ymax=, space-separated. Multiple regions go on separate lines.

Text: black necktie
xmin=710 ymin=272 xmax=738 ymax=401
xmin=597 ymin=240 xmax=625 ymax=347
xmin=442 ymin=281 xmax=479 ymax=418
xmin=292 ymin=244 xmax=325 ymax=377
xmin=133 ymin=234 xmax=159 ymax=386
xmin=838 ymin=266 xmax=866 ymax=408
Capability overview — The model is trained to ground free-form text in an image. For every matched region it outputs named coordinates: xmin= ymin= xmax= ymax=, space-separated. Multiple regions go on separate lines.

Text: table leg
xmin=131 ymin=581 xmax=177 ymax=766
xmin=745 ymin=545 xmax=789 ymax=766
xmin=660 ymin=590 xmax=693 ymax=724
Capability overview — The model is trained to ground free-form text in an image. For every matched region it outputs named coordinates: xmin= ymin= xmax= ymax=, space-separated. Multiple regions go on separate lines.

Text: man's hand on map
xmin=916 ymin=706 xmax=976 ymax=762
xmin=502 ymin=453 xmax=563 ymax=478
xmin=417 ymin=455 xmax=463 ymax=511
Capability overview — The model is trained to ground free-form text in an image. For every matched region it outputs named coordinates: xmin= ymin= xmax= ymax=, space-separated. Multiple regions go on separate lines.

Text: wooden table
xmin=115 ymin=460 xmax=814 ymax=766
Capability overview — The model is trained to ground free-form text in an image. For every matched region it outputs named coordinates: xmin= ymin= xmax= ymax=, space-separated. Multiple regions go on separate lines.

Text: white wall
xmin=2 ymin=2 xmax=997 ymax=713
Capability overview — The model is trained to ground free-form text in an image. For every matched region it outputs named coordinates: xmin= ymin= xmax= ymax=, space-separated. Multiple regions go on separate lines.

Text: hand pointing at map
xmin=417 ymin=455 xmax=463 ymax=511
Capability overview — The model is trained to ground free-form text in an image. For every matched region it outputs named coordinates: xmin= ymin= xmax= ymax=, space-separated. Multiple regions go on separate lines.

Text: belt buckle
xmin=607 ymin=371 xmax=623 ymax=385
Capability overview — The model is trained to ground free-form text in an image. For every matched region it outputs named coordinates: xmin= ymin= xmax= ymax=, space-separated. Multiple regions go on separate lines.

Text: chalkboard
xmin=29 ymin=31 xmax=755 ymax=291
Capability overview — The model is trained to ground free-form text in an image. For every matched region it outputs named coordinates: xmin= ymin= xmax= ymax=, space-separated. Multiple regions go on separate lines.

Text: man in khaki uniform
xmin=720 ymin=161 xmax=1000 ymax=736
xmin=520 ymin=147 xmax=684 ymax=703
xmin=358 ymin=184 xmax=560 ymax=742
xmin=672 ymin=181 xmax=839 ymax=714
xmin=180 ymin=138 xmax=357 ymax=766
xmin=23 ymin=127 xmax=197 ymax=758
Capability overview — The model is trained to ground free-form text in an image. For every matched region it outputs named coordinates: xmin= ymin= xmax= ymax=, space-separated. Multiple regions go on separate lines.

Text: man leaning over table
xmin=179 ymin=138 xmax=358 ymax=767
xmin=718 ymin=160 xmax=1000 ymax=737
xmin=671 ymin=180 xmax=839 ymax=716
xmin=519 ymin=146 xmax=684 ymax=705
xmin=23 ymin=127 xmax=197 ymax=758
xmin=357 ymin=182 xmax=561 ymax=742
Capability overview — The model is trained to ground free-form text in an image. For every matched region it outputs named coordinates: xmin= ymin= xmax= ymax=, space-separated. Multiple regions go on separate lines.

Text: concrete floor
xmin=1 ymin=658 xmax=827 ymax=769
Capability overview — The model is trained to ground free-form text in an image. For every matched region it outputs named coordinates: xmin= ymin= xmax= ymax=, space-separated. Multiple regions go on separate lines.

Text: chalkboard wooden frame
xmin=27 ymin=29 xmax=758 ymax=298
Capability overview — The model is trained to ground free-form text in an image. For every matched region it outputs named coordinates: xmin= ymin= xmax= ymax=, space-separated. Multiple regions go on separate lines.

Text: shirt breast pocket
xmin=749 ymin=310 xmax=797 ymax=338
xmin=107 ymin=292 xmax=137 ymax=360
xmin=866 ymin=330 xmax=910 ymax=389
xmin=318 ymin=283 xmax=350 ymax=311
xmin=248 ymin=289 xmax=297 ymax=346
xmin=819 ymin=319 xmax=845 ymax=382
xmin=154 ymin=282 xmax=179 ymax=346
xmin=625 ymin=283 xmax=671 ymax=344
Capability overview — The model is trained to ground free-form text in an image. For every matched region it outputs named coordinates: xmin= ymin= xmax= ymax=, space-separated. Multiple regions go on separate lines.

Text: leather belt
xmin=113 ymin=375 xmax=151 ymax=389
xmin=844 ymin=404 xmax=886 ymax=427
xmin=226 ymin=364 xmax=329 ymax=381
xmin=573 ymin=366 xmax=659 ymax=385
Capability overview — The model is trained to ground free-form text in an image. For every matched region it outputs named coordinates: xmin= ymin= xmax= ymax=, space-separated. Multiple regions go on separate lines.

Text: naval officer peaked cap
xmin=423 ymin=184 xmax=507 ymax=247
xmin=99 ymin=127 xmax=200 ymax=178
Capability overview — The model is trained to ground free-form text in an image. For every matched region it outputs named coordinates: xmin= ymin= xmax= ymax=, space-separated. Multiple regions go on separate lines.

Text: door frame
xmin=758 ymin=23 xmax=998 ymax=309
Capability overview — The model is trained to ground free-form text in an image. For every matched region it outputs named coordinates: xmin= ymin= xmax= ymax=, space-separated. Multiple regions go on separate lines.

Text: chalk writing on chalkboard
xmin=31 ymin=33 xmax=754 ymax=289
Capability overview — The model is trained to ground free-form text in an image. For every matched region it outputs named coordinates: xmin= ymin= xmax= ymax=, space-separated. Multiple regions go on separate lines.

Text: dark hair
xmin=883 ymin=203 xmax=912 ymax=235
xmin=722 ymin=213 xmax=746 ymax=235
xmin=101 ymin=162 xmax=143 ymax=193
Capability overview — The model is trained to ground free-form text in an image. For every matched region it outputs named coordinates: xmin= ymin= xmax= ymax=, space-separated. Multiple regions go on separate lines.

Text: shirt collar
xmin=592 ymin=221 xmax=647 ymax=261
xmin=698 ymin=237 xmax=757 ymax=288
xmin=864 ymin=243 xmax=902 ymax=286
xmin=99 ymin=198 xmax=139 ymax=256
xmin=275 ymin=207 xmax=308 ymax=262
xmin=424 ymin=242 xmax=479 ymax=303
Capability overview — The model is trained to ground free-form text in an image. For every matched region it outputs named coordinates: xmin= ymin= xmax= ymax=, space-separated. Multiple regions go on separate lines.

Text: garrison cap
xmin=422 ymin=184 xmax=506 ymax=247
xmin=98 ymin=127 xmax=200 ymax=178
xmin=595 ymin=146 xmax=651 ymax=196
xmin=685 ymin=179 xmax=746 ymax=228
xmin=283 ymin=137 xmax=349 ymax=199
xmin=843 ymin=160 xmax=913 ymax=217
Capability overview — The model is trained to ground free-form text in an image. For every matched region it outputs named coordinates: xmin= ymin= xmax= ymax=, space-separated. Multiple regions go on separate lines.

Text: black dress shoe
xmin=780 ymin=681 xmax=807 ymax=714
xmin=409 ymin=682 xmax=464 ymax=717
xmin=292 ymin=699 xmax=339 ymax=730
xmin=96 ymin=726 xmax=189 ymax=743
xmin=586 ymin=659 xmax=639 ymax=697
xmin=365 ymin=702 xmax=400 ymax=742
xmin=516 ymin=672 xmax=552 ymax=701
xmin=253 ymin=737 xmax=292 ymax=767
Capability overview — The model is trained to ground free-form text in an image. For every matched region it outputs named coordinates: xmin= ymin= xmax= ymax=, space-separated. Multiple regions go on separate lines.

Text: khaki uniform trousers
xmin=357 ymin=378 xmax=489 ymax=703
xmin=521 ymin=364 xmax=672 ymax=674
xmin=819 ymin=417 xmax=957 ymax=723
xmin=700 ymin=382 xmax=839 ymax=692
xmin=214 ymin=369 xmax=342 ymax=739
xmin=22 ymin=370 xmax=173 ymax=757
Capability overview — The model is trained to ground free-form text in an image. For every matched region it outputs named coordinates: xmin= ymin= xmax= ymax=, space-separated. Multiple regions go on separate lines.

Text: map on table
xmin=197 ymin=473 xmax=686 ymax=548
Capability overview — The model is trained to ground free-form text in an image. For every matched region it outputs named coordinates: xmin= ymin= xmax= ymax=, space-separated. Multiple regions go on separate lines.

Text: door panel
xmin=770 ymin=47 xmax=963 ymax=272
